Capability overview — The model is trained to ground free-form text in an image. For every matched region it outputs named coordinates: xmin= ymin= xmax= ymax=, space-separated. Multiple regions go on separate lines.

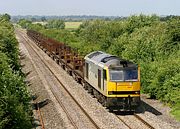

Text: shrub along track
xmin=16 ymin=29 xmax=100 ymax=129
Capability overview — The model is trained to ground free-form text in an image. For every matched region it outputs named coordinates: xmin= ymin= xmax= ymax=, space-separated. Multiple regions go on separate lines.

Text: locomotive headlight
xmin=135 ymin=91 xmax=140 ymax=94
xmin=108 ymin=91 xmax=113 ymax=95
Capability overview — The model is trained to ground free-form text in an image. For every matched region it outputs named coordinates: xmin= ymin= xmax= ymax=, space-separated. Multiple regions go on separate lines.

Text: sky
xmin=0 ymin=0 xmax=180 ymax=16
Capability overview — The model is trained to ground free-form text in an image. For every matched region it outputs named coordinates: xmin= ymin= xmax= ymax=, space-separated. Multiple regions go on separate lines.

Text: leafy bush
xmin=0 ymin=14 xmax=32 ymax=129
xmin=45 ymin=19 xmax=65 ymax=29
xmin=18 ymin=19 xmax=32 ymax=29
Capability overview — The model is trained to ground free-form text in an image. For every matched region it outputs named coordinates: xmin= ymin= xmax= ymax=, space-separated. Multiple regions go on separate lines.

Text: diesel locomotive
xmin=27 ymin=30 xmax=141 ymax=110
xmin=84 ymin=51 xmax=140 ymax=110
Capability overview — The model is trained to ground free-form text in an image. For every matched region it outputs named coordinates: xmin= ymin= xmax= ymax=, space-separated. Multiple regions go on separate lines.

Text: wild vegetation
xmin=0 ymin=14 xmax=32 ymax=128
xmin=45 ymin=19 xmax=65 ymax=29
xmin=18 ymin=15 xmax=180 ymax=120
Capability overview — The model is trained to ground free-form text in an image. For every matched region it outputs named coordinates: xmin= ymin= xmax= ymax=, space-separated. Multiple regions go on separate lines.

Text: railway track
xmin=17 ymin=29 xmax=100 ymax=129
xmin=115 ymin=113 xmax=155 ymax=129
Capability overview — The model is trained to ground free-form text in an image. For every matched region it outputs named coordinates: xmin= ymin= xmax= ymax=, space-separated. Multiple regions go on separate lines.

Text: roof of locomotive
xmin=84 ymin=51 xmax=137 ymax=68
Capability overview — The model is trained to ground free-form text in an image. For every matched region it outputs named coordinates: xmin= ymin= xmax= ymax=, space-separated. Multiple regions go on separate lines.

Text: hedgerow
xmin=0 ymin=14 xmax=32 ymax=129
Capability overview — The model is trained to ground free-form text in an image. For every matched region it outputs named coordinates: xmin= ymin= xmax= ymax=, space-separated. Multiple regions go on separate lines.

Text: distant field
xmin=33 ymin=21 xmax=47 ymax=25
xmin=65 ymin=22 xmax=82 ymax=29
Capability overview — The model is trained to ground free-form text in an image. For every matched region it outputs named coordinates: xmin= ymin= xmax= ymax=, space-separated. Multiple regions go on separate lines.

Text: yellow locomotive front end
xmin=84 ymin=51 xmax=141 ymax=111
xmin=105 ymin=65 xmax=141 ymax=110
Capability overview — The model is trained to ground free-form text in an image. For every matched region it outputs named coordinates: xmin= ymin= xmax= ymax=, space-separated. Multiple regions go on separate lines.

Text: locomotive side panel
xmin=84 ymin=61 xmax=107 ymax=96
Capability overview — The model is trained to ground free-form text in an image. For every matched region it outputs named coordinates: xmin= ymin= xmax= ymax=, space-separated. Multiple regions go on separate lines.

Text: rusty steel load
xmin=27 ymin=30 xmax=141 ymax=111
xmin=27 ymin=30 xmax=84 ymax=83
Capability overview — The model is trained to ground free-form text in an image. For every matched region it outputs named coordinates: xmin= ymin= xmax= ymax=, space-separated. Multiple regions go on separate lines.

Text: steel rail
xmin=134 ymin=114 xmax=155 ymax=129
xmin=37 ymin=103 xmax=45 ymax=129
xmin=115 ymin=115 xmax=132 ymax=129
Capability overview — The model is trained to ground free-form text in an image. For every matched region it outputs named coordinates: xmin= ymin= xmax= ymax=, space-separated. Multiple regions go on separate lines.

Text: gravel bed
xmin=137 ymin=112 xmax=175 ymax=129
xmin=139 ymin=95 xmax=180 ymax=129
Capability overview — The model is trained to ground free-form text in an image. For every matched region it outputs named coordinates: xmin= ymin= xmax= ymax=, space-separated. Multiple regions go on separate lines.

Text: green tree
xmin=1 ymin=13 xmax=11 ymax=21
xmin=45 ymin=19 xmax=65 ymax=29
xmin=18 ymin=19 xmax=32 ymax=29
xmin=41 ymin=16 xmax=47 ymax=22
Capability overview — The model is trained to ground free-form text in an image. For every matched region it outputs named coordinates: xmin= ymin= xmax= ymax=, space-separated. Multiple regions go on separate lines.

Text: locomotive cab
xmin=106 ymin=65 xmax=141 ymax=109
